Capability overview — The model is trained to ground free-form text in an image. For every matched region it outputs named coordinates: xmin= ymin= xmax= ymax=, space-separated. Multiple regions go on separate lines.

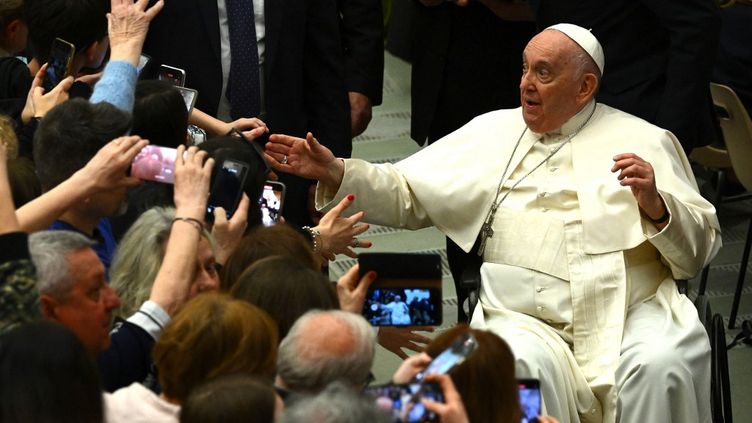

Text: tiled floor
xmin=329 ymin=52 xmax=752 ymax=422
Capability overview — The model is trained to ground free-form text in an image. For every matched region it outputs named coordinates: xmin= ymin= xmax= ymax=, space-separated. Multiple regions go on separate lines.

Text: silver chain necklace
xmin=477 ymin=105 xmax=596 ymax=256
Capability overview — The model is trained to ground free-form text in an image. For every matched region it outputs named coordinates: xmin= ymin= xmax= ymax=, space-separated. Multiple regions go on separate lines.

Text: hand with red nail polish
xmin=313 ymin=194 xmax=372 ymax=260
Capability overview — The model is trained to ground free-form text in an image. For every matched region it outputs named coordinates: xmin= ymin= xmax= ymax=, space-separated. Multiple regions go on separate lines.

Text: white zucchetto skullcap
xmin=546 ymin=23 xmax=605 ymax=75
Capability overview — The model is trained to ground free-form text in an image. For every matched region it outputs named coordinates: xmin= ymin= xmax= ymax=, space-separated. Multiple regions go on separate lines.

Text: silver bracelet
xmin=302 ymin=226 xmax=321 ymax=253
xmin=172 ymin=217 xmax=204 ymax=235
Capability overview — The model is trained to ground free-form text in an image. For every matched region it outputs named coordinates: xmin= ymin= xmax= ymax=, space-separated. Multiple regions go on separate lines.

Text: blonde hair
xmin=110 ymin=207 xmax=214 ymax=318
xmin=0 ymin=115 xmax=18 ymax=160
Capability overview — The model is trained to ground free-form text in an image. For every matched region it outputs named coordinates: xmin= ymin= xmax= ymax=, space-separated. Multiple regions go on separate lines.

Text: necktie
xmin=225 ymin=0 xmax=261 ymax=120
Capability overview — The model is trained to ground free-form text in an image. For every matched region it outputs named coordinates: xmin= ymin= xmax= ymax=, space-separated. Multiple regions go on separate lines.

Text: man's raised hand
xmin=264 ymin=132 xmax=344 ymax=187
xmin=108 ymin=0 xmax=164 ymax=65
xmin=611 ymin=153 xmax=668 ymax=227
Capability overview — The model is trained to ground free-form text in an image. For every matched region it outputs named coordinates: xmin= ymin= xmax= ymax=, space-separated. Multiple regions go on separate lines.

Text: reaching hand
xmin=392 ymin=352 xmax=432 ymax=384
xmin=21 ymin=64 xmax=73 ymax=124
xmin=76 ymin=135 xmax=148 ymax=193
xmin=173 ymin=145 xmax=214 ymax=219
xmin=315 ymin=194 xmax=372 ymax=260
xmin=336 ymin=264 xmax=376 ymax=313
xmin=75 ymin=71 xmax=103 ymax=87
xmin=264 ymin=132 xmax=343 ymax=186
xmin=211 ymin=194 xmax=250 ymax=265
xmin=378 ymin=326 xmax=435 ymax=360
xmin=107 ymin=0 xmax=164 ymax=65
xmin=225 ymin=117 xmax=269 ymax=140
xmin=421 ymin=374 xmax=470 ymax=423
xmin=611 ymin=153 xmax=667 ymax=225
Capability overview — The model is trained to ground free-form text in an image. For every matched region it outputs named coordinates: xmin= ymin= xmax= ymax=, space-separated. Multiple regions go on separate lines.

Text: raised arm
xmin=0 ymin=144 xmax=19 ymax=234
xmin=147 ymin=146 xmax=214 ymax=316
xmin=17 ymin=136 xmax=147 ymax=232
xmin=0 ymin=143 xmax=40 ymax=333
xmin=89 ymin=0 xmax=164 ymax=111
xmin=20 ymin=65 xmax=73 ymax=125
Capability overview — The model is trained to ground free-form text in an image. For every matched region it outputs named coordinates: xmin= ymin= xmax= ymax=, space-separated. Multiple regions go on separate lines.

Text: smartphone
xmin=42 ymin=38 xmax=75 ymax=92
xmin=365 ymin=382 xmax=443 ymax=422
xmin=176 ymin=86 xmax=198 ymax=113
xmin=158 ymin=64 xmax=186 ymax=87
xmin=130 ymin=145 xmax=178 ymax=184
xmin=259 ymin=181 xmax=285 ymax=227
xmin=137 ymin=53 xmax=151 ymax=75
xmin=518 ymin=379 xmax=542 ymax=423
xmin=359 ymin=253 xmax=442 ymax=327
xmin=206 ymin=158 xmax=250 ymax=221
xmin=411 ymin=332 xmax=478 ymax=384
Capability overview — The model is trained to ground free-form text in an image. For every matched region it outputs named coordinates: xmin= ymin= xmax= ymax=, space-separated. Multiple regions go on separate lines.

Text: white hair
xmin=279 ymin=382 xmax=390 ymax=423
xmin=277 ymin=309 xmax=375 ymax=392
xmin=28 ymin=230 xmax=95 ymax=300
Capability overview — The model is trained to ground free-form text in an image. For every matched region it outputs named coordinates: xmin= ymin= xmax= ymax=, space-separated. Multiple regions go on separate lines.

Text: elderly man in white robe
xmin=264 ymin=24 xmax=721 ymax=423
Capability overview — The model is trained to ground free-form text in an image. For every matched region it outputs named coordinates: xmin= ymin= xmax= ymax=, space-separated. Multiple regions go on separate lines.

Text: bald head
xmin=277 ymin=310 xmax=375 ymax=392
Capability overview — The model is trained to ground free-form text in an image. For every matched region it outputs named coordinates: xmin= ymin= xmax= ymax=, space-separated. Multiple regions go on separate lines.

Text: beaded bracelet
xmin=172 ymin=217 xmax=204 ymax=234
xmin=302 ymin=226 xmax=321 ymax=253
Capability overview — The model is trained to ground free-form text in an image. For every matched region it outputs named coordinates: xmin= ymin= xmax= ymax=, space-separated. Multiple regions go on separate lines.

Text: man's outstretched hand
xmin=264 ymin=132 xmax=344 ymax=187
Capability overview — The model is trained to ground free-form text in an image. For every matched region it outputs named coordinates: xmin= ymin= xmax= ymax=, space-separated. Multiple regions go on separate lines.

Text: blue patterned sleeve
xmin=89 ymin=61 xmax=138 ymax=113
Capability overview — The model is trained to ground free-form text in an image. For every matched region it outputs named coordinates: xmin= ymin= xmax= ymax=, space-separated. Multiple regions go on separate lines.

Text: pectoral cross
xmin=477 ymin=220 xmax=494 ymax=256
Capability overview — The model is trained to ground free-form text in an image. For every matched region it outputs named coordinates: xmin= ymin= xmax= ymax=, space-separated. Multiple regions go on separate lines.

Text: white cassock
xmin=316 ymin=101 xmax=721 ymax=423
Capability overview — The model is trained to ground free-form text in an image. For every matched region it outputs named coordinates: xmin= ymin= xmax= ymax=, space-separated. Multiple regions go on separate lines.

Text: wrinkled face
xmin=187 ymin=238 xmax=221 ymax=298
xmin=53 ymin=248 xmax=121 ymax=355
xmin=519 ymin=30 xmax=587 ymax=134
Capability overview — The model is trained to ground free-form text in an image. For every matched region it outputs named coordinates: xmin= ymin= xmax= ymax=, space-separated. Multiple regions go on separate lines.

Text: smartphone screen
xmin=176 ymin=86 xmax=198 ymax=113
xmin=359 ymin=253 xmax=442 ymax=327
xmin=206 ymin=159 xmax=249 ymax=221
xmin=363 ymin=287 xmax=441 ymax=326
xmin=518 ymin=379 xmax=542 ymax=423
xmin=365 ymin=382 xmax=442 ymax=422
xmin=259 ymin=181 xmax=285 ymax=227
xmin=412 ymin=332 xmax=478 ymax=384
xmin=43 ymin=38 xmax=75 ymax=92
xmin=130 ymin=145 xmax=178 ymax=184
xmin=158 ymin=64 xmax=186 ymax=87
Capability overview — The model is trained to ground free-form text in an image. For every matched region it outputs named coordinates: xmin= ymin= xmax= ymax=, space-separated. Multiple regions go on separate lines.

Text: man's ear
xmin=39 ymin=293 xmax=59 ymax=321
xmin=5 ymin=19 xmax=21 ymax=38
xmin=576 ymin=73 xmax=598 ymax=105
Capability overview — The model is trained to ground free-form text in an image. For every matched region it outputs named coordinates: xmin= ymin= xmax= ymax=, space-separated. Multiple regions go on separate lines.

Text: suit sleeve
xmin=640 ymin=0 xmax=721 ymax=149
xmin=304 ymin=0 xmax=352 ymax=158
xmin=338 ymin=0 xmax=385 ymax=105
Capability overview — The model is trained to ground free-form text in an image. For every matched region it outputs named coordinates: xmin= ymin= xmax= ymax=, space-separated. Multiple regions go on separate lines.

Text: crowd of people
xmin=0 ymin=0 xmax=745 ymax=421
